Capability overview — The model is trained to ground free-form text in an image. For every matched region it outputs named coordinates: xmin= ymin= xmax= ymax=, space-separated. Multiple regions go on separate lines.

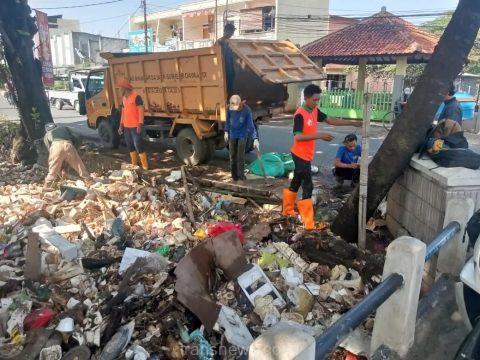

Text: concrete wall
xmin=387 ymin=156 xmax=480 ymax=243
xmin=275 ymin=0 xmax=329 ymax=47
xmin=51 ymin=33 xmax=74 ymax=68
xmin=183 ymin=14 xmax=209 ymax=41
xmin=51 ymin=32 xmax=127 ymax=68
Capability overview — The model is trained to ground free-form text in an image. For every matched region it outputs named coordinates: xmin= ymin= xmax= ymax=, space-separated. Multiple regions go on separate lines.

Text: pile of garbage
xmin=0 ymin=153 xmax=384 ymax=359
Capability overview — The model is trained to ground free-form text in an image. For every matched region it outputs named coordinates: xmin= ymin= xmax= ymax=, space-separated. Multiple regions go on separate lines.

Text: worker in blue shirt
xmin=438 ymin=84 xmax=463 ymax=125
xmin=224 ymin=95 xmax=259 ymax=182
xmin=333 ymin=134 xmax=361 ymax=187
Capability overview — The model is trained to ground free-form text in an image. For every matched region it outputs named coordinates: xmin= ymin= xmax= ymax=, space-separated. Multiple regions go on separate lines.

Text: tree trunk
xmin=0 ymin=0 xmax=52 ymax=144
xmin=332 ymin=0 xmax=480 ymax=242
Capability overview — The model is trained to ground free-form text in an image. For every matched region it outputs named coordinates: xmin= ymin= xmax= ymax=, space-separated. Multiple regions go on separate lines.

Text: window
xmin=240 ymin=7 xmax=275 ymax=34
xmin=85 ymin=70 xmax=105 ymax=99
xmin=262 ymin=7 xmax=275 ymax=31
xmin=72 ymin=78 xmax=82 ymax=90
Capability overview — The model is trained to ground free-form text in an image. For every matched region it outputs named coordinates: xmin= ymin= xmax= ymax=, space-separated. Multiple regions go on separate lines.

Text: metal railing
xmin=314 ymin=221 xmax=461 ymax=359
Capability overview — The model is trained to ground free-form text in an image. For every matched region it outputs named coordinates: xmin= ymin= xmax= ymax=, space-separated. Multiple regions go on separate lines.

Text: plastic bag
xmin=247 ymin=152 xmax=292 ymax=177
xmin=23 ymin=308 xmax=55 ymax=331
xmin=207 ymin=222 xmax=244 ymax=244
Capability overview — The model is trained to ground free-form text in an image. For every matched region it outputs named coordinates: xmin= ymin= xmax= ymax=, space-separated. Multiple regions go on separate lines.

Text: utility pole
xmin=142 ymin=0 xmax=148 ymax=53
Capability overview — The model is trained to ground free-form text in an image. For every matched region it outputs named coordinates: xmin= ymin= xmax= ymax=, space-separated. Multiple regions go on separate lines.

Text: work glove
xmin=224 ymin=132 xmax=229 ymax=143
xmin=253 ymin=139 xmax=260 ymax=151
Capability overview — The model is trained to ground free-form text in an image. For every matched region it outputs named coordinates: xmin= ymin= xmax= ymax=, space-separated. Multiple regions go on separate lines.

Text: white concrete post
xmin=437 ymin=198 xmax=475 ymax=276
xmin=371 ymin=236 xmax=426 ymax=357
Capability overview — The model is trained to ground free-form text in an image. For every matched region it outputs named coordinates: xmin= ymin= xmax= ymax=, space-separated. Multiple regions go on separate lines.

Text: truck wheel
xmin=98 ymin=119 xmax=120 ymax=149
xmin=176 ymin=128 xmax=207 ymax=166
xmin=74 ymin=101 xmax=80 ymax=113
xmin=55 ymin=99 xmax=63 ymax=110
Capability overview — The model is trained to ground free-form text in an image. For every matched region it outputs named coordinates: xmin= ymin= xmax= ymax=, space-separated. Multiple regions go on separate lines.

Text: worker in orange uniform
xmin=283 ymin=84 xmax=362 ymax=230
xmin=117 ymin=79 xmax=149 ymax=170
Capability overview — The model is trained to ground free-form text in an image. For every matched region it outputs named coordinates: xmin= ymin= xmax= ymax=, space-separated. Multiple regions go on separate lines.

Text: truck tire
xmin=74 ymin=100 xmax=80 ymax=113
xmin=98 ymin=119 xmax=120 ymax=149
xmin=55 ymin=99 xmax=63 ymax=110
xmin=176 ymin=127 xmax=207 ymax=166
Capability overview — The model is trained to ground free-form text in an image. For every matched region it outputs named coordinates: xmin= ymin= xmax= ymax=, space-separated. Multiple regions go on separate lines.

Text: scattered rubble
xmin=0 ymin=130 xmax=388 ymax=359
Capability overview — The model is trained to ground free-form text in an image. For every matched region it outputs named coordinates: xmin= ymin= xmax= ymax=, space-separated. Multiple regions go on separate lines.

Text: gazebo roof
xmin=302 ymin=8 xmax=440 ymax=65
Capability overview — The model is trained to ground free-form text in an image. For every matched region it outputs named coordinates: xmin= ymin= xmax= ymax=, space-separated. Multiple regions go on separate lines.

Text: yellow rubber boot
xmin=297 ymin=198 xmax=315 ymax=230
xmin=139 ymin=152 xmax=149 ymax=170
xmin=282 ymin=189 xmax=297 ymax=217
xmin=130 ymin=151 xmax=139 ymax=166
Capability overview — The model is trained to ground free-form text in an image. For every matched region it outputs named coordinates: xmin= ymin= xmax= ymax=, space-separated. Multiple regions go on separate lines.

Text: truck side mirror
xmin=78 ymin=92 xmax=87 ymax=115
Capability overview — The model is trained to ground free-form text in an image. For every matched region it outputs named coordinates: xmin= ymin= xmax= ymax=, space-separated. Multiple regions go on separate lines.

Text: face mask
xmin=230 ymin=105 xmax=239 ymax=111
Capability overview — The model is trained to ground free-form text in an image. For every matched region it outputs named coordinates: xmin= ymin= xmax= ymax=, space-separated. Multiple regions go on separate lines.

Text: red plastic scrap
xmin=345 ymin=351 xmax=360 ymax=360
xmin=207 ymin=222 xmax=244 ymax=244
xmin=23 ymin=308 xmax=56 ymax=331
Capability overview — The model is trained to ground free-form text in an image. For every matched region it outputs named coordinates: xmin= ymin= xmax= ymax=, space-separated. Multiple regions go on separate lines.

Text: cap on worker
xmin=229 ymin=94 xmax=241 ymax=111
xmin=45 ymin=122 xmax=57 ymax=132
xmin=117 ymin=78 xmax=133 ymax=90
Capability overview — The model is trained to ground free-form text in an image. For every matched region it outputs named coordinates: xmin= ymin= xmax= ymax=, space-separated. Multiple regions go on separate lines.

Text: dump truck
xmin=79 ymin=40 xmax=323 ymax=165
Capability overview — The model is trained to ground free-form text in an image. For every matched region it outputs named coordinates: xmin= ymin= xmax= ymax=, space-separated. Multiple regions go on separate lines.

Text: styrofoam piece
xmin=118 ymin=248 xmax=151 ymax=274
xmin=237 ymin=264 xmax=285 ymax=308
xmin=215 ymin=306 xmax=253 ymax=350
xmin=32 ymin=223 xmax=80 ymax=261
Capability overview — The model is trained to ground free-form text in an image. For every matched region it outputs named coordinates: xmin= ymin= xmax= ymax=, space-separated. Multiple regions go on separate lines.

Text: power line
xmin=36 ymin=0 xmax=125 ymax=10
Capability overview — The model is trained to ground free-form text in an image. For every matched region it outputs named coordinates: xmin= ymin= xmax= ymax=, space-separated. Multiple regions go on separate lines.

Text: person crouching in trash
xmin=333 ymin=134 xmax=361 ymax=188
xmin=224 ymin=95 xmax=259 ymax=183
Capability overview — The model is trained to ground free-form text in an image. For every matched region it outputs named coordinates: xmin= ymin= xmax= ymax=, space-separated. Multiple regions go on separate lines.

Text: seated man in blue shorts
xmin=334 ymin=134 xmax=361 ymax=187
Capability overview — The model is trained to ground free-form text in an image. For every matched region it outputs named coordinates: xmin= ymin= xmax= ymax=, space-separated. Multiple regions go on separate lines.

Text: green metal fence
xmin=319 ymin=89 xmax=392 ymax=121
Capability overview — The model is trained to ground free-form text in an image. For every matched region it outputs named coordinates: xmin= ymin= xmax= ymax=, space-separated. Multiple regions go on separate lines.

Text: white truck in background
xmin=46 ymin=71 xmax=102 ymax=113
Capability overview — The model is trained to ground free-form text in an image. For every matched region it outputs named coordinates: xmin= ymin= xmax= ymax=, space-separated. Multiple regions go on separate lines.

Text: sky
xmin=28 ymin=0 xmax=460 ymax=38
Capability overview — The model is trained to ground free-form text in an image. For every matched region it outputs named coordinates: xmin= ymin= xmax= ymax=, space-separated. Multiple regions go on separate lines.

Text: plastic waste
xmin=39 ymin=345 xmax=62 ymax=360
xmin=247 ymin=152 xmax=295 ymax=177
xmin=125 ymin=345 xmax=150 ymax=360
xmin=3 ymin=242 xmax=22 ymax=259
xmin=253 ymin=296 xmax=281 ymax=327
xmin=258 ymin=252 xmax=289 ymax=269
xmin=164 ymin=187 xmax=177 ymax=201
xmin=156 ymin=245 xmax=170 ymax=257
xmin=237 ymin=264 xmax=286 ymax=307
xmin=287 ymin=287 xmax=314 ymax=318
xmin=111 ymin=218 xmax=125 ymax=239
xmin=207 ymin=222 xmax=244 ymax=244
xmin=281 ymin=267 xmax=304 ymax=288
xmin=189 ymin=329 xmax=213 ymax=360
xmin=165 ymin=170 xmax=182 ymax=183
xmin=194 ymin=228 xmax=207 ymax=240
xmin=100 ymin=320 xmax=135 ymax=360
xmin=216 ymin=305 xmax=253 ymax=350
xmin=23 ymin=308 xmax=55 ymax=331
xmin=56 ymin=317 xmax=74 ymax=332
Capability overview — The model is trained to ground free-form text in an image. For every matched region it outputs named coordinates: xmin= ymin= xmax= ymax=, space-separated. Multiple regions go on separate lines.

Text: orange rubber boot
xmin=297 ymin=198 xmax=315 ymax=230
xmin=282 ymin=189 xmax=297 ymax=217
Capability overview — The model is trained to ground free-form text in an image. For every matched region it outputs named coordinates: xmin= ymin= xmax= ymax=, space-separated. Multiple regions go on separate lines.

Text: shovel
xmin=255 ymin=148 xmax=268 ymax=184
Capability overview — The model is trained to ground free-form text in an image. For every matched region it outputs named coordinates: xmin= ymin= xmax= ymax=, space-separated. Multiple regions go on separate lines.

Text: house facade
xmin=129 ymin=0 xmax=329 ymax=51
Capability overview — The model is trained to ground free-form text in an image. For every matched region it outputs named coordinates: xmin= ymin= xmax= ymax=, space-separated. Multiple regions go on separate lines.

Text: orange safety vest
xmin=122 ymin=91 xmax=141 ymax=128
xmin=291 ymin=106 xmax=318 ymax=161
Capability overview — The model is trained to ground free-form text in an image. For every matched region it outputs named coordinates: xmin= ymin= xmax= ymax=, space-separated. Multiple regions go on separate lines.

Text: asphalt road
xmin=0 ymin=97 xmax=388 ymax=171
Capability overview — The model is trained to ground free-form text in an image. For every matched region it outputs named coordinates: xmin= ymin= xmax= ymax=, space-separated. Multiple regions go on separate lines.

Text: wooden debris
xmin=181 ymin=166 xmax=196 ymax=226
